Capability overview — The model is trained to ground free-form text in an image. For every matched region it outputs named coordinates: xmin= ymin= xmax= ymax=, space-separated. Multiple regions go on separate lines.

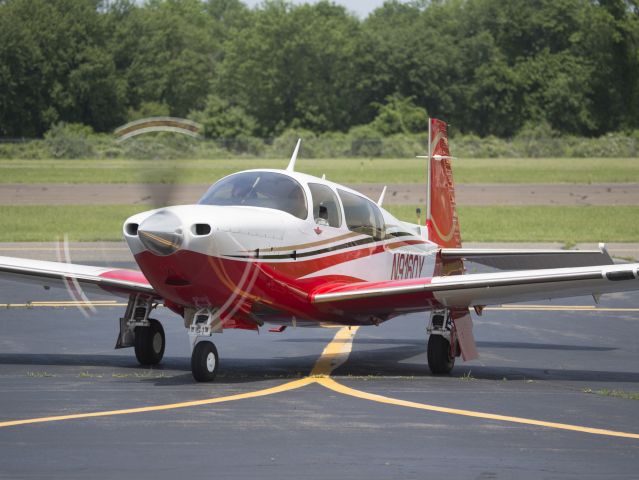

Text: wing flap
xmin=0 ymin=256 xmax=156 ymax=298
xmin=440 ymin=244 xmax=613 ymax=270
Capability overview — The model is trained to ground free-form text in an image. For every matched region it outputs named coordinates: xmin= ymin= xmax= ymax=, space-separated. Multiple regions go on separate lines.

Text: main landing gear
xmin=116 ymin=295 xmax=165 ymax=366
xmin=134 ymin=319 xmax=165 ymax=365
xmin=426 ymin=309 xmax=459 ymax=375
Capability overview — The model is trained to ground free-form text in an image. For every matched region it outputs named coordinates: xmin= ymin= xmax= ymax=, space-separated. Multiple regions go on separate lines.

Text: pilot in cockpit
xmin=315 ymin=204 xmax=330 ymax=226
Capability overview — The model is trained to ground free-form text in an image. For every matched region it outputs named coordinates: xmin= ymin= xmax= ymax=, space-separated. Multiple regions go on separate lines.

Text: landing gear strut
xmin=426 ymin=309 xmax=458 ymax=375
xmin=116 ymin=294 xmax=165 ymax=366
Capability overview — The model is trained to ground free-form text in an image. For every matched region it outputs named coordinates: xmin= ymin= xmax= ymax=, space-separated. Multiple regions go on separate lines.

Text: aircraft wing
xmin=310 ymin=263 xmax=639 ymax=315
xmin=440 ymin=244 xmax=613 ymax=270
xmin=0 ymin=256 xmax=157 ymax=299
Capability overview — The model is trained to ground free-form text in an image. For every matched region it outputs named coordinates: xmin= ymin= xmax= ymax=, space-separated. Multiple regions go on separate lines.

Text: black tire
xmin=427 ymin=334 xmax=454 ymax=375
xmin=134 ymin=319 xmax=165 ymax=365
xmin=191 ymin=341 xmax=219 ymax=382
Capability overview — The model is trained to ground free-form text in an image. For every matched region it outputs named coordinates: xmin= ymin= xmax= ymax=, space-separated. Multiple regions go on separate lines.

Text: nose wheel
xmin=191 ymin=341 xmax=219 ymax=382
xmin=134 ymin=318 xmax=165 ymax=365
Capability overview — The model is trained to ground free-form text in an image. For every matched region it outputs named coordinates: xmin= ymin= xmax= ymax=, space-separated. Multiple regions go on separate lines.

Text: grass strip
xmin=583 ymin=388 xmax=639 ymax=401
xmin=1 ymin=204 xmax=638 ymax=243
xmin=0 ymin=157 xmax=638 ymax=184
xmin=0 ymin=205 xmax=147 ymax=242
xmin=386 ymin=205 xmax=639 ymax=243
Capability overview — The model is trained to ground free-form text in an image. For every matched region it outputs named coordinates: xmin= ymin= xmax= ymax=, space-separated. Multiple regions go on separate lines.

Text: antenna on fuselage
xmin=286 ymin=138 xmax=302 ymax=172
xmin=377 ymin=185 xmax=387 ymax=206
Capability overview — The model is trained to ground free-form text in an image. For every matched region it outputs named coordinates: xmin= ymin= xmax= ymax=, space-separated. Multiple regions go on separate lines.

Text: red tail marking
xmin=427 ymin=118 xmax=462 ymax=248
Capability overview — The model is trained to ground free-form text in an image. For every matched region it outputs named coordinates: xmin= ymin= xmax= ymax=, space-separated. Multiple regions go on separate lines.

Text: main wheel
xmin=191 ymin=341 xmax=219 ymax=382
xmin=427 ymin=334 xmax=454 ymax=375
xmin=134 ymin=319 xmax=165 ymax=365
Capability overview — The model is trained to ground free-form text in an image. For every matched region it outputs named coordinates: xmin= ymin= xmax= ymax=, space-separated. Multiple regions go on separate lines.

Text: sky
xmin=241 ymin=0 xmax=390 ymax=18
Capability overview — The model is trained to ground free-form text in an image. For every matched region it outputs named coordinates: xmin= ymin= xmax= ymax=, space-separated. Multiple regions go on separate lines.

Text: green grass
xmin=26 ymin=371 xmax=55 ymax=378
xmin=0 ymin=157 xmax=637 ymax=184
xmin=0 ymin=205 xmax=147 ymax=242
xmin=386 ymin=205 xmax=639 ymax=243
xmin=2 ymin=204 xmax=638 ymax=243
xmin=583 ymin=388 xmax=639 ymax=401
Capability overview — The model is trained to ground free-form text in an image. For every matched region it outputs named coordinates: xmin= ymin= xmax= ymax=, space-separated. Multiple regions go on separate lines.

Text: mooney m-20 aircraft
xmin=1 ymin=119 xmax=638 ymax=381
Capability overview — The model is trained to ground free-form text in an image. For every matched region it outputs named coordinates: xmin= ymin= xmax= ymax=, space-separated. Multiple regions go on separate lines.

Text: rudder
xmin=425 ymin=118 xmax=462 ymax=248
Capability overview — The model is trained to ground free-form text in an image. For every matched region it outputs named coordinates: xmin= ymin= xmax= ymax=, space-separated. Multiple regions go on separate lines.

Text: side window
xmin=308 ymin=183 xmax=341 ymax=228
xmin=337 ymin=189 xmax=385 ymax=241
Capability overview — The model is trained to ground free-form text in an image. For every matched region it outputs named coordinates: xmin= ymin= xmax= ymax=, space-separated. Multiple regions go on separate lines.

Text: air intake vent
xmin=125 ymin=223 xmax=139 ymax=236
xmin=192 ymin=223 xmax=211 ymax=236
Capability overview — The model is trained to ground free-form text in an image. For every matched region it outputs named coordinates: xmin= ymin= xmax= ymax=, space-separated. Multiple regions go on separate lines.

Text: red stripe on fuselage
xmin=133 ymin=237 xmax=437 ymax=326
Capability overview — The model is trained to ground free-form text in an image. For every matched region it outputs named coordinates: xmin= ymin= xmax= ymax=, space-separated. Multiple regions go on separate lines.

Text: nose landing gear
xmin=186 ymin=307 xmax=223 ymax=382
xmin=191 ymin=341 xmax=219 ymax=382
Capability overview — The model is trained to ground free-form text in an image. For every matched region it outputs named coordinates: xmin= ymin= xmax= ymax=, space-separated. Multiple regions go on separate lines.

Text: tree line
xmin=0 ymin=0 xmax=637 ymax=140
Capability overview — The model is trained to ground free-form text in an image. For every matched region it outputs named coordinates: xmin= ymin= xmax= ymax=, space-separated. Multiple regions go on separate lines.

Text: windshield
xmin=198 ymin=171 xmax=308 ymax=220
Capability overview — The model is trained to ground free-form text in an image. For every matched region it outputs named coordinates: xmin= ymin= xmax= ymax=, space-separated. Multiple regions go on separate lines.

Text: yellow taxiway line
xmin=310 ymin=326 xmax=359 ymax=377
xmin=0 ymin=377 xmax=314 ymax=428
xmin=317 ymin=377 xmax=639 ymax=439
xmin=1 ymin=325 xmax=639 ymax=439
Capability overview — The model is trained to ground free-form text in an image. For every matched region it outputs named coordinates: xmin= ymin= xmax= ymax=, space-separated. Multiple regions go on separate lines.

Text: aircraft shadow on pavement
xmin=331 ymin=342 xmax=633 ymax=383
xmin=0 ymin=336 xmax=632 ymax=385
xmin=0 ymin=352 xmax=321 ymax=386
xmin=279 ymin=337 xmax=615 ymax=352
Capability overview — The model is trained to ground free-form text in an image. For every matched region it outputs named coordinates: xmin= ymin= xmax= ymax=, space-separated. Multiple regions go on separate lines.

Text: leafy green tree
xmin=108 ymin=0 xmax=219 ymax=118
xmin=0 ymin=0 xmax=637 ymax=139
xmin=44 ymin=122 xmax=95 ymax=159
xmin=215 ymin=1 xmax=373 ymax=135
xmin=0 ymin=1 xmax=45 ymax=136
xmin=189 ymin=94 xmax=257 ymax=138
xmin=127 ymin=101 xmax=171 ymax=121
xmin=0 ymin=0 xmax=126 ymax=135
xmin=370 ymin=94 xmax=429 ymax=135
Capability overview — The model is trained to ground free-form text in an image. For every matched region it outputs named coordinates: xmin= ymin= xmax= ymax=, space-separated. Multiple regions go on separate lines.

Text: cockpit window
xmin=308 ymin=183 xmax=341 ymax=228
xmin=198 ymin=171 xmax=308 ymax=220
xmin=338 ymin=189 xmax=385 ymax=241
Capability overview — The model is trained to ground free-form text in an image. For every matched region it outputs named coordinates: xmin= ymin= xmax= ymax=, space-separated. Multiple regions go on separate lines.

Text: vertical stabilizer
xmin=425 ymin=118 xmax=462 ymax=248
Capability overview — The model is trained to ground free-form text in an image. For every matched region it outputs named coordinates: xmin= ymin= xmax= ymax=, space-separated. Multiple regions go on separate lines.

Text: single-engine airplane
xmin=1 ymin=118 xmax=638 ymax=381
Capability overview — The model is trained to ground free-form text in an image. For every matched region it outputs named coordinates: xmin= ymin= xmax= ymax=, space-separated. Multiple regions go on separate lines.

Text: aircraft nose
xmin=138 ymin=210 xmax=184 ymax=256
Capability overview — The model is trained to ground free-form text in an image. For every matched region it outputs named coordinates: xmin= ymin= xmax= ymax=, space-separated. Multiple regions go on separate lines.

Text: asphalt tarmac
xmin=1 ymin=267 xmax=639 ymax=479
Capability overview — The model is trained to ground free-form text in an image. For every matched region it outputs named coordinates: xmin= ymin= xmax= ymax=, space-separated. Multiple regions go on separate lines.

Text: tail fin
xmin=425 ymin=118 xmax=462 ymax=248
